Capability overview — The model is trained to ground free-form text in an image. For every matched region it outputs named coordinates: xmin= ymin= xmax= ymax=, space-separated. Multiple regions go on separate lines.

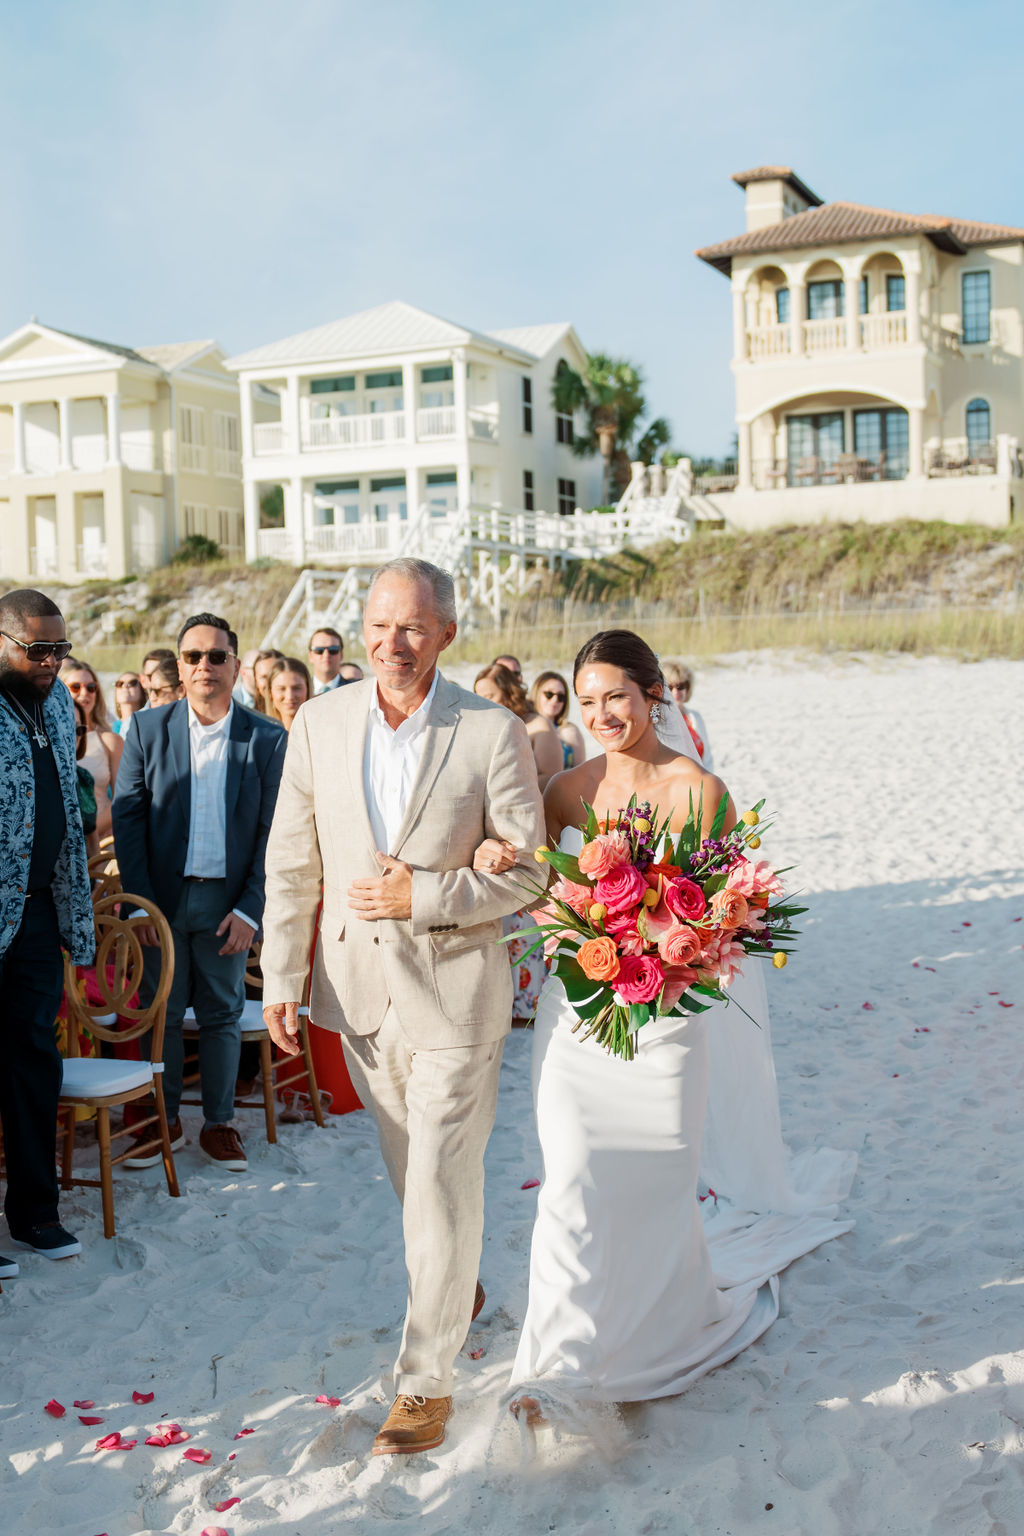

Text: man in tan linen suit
xmin=261 ymin=558 xmax=545 ymax=1456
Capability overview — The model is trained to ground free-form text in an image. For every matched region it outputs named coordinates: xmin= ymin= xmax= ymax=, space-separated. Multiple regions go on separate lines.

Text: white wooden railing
xmin=747 ymin=324 xmax=792 ymax=359
xmin=304 ymin=411 xmax=406 ymax=449
xmin=416 ymin=406 xmax=456 ymax=439
xmin=253 ymin=422 xmax=286 ymax=455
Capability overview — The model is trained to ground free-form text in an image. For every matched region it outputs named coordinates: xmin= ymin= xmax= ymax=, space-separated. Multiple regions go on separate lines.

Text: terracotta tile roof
xmin=696 ymin=200 xmax=1024 ymax=274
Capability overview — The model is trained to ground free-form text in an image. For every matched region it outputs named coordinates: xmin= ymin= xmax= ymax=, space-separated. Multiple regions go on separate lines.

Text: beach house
xmin=225 ymin=301 xmax=602 ymax=565
xmin=0 ymin=322 xmax=263 ymax=583
xmin=695 ymin=168 xmax=1024 ymax=527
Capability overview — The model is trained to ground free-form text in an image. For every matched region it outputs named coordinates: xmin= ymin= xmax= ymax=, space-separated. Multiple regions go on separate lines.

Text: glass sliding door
xmin=786 ymin=412 xmax=845 ymax=485
xmin=853 ymin=407 xmax=908 ymax=479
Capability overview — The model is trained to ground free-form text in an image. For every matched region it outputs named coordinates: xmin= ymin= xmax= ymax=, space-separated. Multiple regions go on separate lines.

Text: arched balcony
xmin=735 ymin=249 xmax=922 ymax=361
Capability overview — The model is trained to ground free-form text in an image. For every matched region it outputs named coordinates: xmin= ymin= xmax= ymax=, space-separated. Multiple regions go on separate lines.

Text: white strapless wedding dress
xmin=509 ymin=828 xmax=855 ymax=1402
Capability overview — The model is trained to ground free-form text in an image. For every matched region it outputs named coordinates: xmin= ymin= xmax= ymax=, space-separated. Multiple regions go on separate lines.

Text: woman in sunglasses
xmin=112 ymin=671 xmax=145 ymax=735
xmin=529 ymin=670 xmax=586 ymax=770
xmin=61 ymin=659 xmax=121 ymax=843
xmin=146 ymin=657 xmax=184 ymax=708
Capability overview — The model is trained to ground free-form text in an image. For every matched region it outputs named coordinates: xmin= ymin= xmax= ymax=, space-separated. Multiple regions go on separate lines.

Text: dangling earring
xmin=650 ymin=702 xmax=662 ymax=724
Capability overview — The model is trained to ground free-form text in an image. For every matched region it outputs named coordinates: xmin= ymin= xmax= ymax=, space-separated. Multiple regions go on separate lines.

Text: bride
xmin=476 ymin=630 xmax=854 ymax=1411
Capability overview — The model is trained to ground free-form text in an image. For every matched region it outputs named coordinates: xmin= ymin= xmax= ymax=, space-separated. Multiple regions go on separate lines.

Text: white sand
xmin=4 ymin=654 xmax=1023 ymax=1536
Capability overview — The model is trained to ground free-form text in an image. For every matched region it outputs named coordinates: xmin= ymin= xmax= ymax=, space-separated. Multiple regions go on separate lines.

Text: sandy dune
xmin=3 ymin=654 xmax=1023 ymax=1536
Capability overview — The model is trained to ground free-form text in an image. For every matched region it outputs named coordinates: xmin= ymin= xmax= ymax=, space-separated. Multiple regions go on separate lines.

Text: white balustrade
xmin=256 ymin=526 xmax=297 ymax=560
xmin=307 ymin=521 xmax=406 ymax=556
xmin=746 ymin=324 xmax=792 ymax=359
xmin=304 ymin=411 xmax=406 ymax=449
xmin=77 ymin=543 xmax=109 ymax=575
xmin=71 ymin=439 xmax=107 ymax=472
xmin=802 ymin=318 xmax=846 ymax=353
xmin=416 ymin=406 xmax=456 ymax=439
xmin=253 ymin=422 xmax=286 ymax=456
xmin=122 ymin=441 xmax=158 ymax=472
xmin=860 ymin=313 xmax=908 ymax=349
xmin=30 ymin=547 xmax=59 ymax=577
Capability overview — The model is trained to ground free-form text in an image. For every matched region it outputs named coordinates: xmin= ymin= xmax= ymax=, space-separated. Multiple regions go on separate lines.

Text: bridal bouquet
xmin=512 ymin=795 xmax=804 ymax=1062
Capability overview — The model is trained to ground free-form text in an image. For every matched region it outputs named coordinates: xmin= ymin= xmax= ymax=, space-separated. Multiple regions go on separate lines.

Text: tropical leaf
xmin=541 ymin=847 xmax=591 ymax=885
xmin=708 ymin=791 xmax=730 ymax=840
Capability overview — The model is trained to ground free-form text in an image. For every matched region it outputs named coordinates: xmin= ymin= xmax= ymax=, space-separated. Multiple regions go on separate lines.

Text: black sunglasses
xmin=310 ymin=645 xmax=341 ymax=655
xmin=541 ymin=689 xmax=566 ymax=701
xmin=74 ymin=723 xmax=87 ymax=735
xmin=1 ymin=631 xmax=72 ymax=662
xmin=179 ymin=648 xmax=235 ymax=666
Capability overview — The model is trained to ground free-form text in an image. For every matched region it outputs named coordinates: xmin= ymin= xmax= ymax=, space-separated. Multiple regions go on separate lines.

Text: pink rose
xmin=614 ymin=952 xmax=665 ymax=1005
xmin=664 ymin=877 xmax=706 ymax=923
xmin=577 ymin=832 xmax=631 ymax=879
xmin=658 ymin=922 xmax=703 ymax=969
xmin=605 ymin=912 xmax=646 ymax=956
xmin=725 ymin=858 xmax=784 ymax=901
xmin=594 ymin=863 xmax=647 ymax=915
xmin=550 ymin=877 xmax=594 ymax=913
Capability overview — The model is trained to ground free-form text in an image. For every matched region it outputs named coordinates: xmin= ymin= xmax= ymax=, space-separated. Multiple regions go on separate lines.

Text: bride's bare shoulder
xmin=664 ymin=757 xmax=734 ymax=832
xmin=543 ymin=759 xmax=601 ymax=829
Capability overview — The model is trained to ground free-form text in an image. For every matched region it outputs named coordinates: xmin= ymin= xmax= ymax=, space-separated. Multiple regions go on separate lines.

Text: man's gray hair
xmin=366 ymin=558 xmax=457 ymax=625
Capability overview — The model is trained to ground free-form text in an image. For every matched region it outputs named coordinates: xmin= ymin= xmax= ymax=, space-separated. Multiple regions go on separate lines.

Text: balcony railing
xmin=801 ymin=317 xmax=845 ymax=353
xmin=308 ymin=521 xmax=406 ymax=555
xmin=25 ymin=449 xmax=59 ymax=475
xmin=122 ymin=441 xmax=159 ymax=472
xmin=253 ymin=422 xmax=285 ymax=455
xmin=30 ymin=546 xmax=59 ymax=577
xmin=926 ymin=441 xmax=997 ymax=476
xmin=469 ymin=409 xmax=499 ymax=442
xmin=417 ymin=406 xmax=456 ymax=439
xmin=130 ymin=538 xmax=162 ymax=572
xmin=748 ymin=324 xmax=791 ymax=359
xmin=304 ymin=411 xmax=406 ymax=450
xmin=178 ymin=443 xmax=207 ymax=472
xmin=860 ymin=313 xmax=907 ymax=349
xmin=72 ymin=441 xmax=107 ymax=472
xmin=77 ymin=543 xmax=108 ymax=575
xmin=750 ymin=456 xmax=907 ymax=489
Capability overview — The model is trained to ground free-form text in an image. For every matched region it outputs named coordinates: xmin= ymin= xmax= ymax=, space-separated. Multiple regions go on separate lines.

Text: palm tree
xmin=551 ymin=354 xmax=671 ymax=504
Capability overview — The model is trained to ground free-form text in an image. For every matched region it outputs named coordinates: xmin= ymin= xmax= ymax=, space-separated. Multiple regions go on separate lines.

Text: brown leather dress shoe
xmin=372 ymin=1394 xmax=453 ymax=1455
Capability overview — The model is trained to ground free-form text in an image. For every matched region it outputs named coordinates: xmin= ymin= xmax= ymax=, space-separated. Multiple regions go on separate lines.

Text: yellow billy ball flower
xmin=747 ymin=835 xmax=762 ymax=849
xmin=589 ymin=903 xmax=607 ymax=923
xmin=533 ymin=848 xmax=548 ymax=863
xmin=642 ymin=888 xmax=660 ymax=907
xmin=633 ymin=817 xmax=652 ymax=834
xmin=772 ymin=952 xmax=788 ymax=969
xmin=742 ymin=809 xmax=760 ymax=826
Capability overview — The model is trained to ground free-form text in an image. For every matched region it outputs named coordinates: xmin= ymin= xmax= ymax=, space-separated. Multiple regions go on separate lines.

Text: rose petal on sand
xmin=132 ymin=1390 xmax=155 ymax=1404
xmin=214 ymin=1498 xmax=241 ymax=1512
xmin=183 ymin=1447 xmax=213 ymax=1463
xmin=201 ymin=1527 xmax=229 ymax=1536
xmin=228 ymin=1452 xmax=237 ymax=1460
xmin=95 ymin=1432 xmax=136 ymax=1451
xmin=999 ymin=1001 xmax=1014 ymax=1008
xmin=962 ymin=921 xmax=972 ymax=927
xmin=469 ymin=1348 xmax=485 ymax=1359
xmin=79 ymin=1416 xmax=105 ymax=1426
xmin=73 ymin=1399 xmax=95 ymax=1409
xmin=861 ymin=1002 xmax=876 ymax=1011
xmin=44 ymin=1399 xmax=66 ymax=1418
xmin=315 ymin=1395 xmax=341 ymax=1407
xmin=233 ymin=1428 xmax=255 ymax=1439
xmin=521 ymin=1178 xmax=540 ymax=1189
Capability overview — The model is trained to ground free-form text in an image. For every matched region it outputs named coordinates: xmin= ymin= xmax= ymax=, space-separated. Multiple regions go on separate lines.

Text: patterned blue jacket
xmin=0 ymin=682 xmax=95 ymax=965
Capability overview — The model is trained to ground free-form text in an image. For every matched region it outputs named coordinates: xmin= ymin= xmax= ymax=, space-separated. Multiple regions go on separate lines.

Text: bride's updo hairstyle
xmin=572 ymin=629 xmax=663 ymax=705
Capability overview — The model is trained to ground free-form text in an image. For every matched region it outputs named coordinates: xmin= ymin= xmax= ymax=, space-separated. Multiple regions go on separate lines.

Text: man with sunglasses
xmin=307 ymin=627 xmax=350 ymax=694
xmin=113 ymin=612 xmax=287 ymax=1173
xmin=0 ymin=590 xmax=94 ymax=1270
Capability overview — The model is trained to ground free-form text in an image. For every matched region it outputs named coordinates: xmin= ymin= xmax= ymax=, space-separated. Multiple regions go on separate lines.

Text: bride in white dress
xmin=478 ymin=630 xmax=854 ymax=1412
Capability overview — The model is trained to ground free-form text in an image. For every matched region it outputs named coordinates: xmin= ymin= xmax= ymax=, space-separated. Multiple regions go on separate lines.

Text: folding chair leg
xmin=153 ymin=1077 xmax=180 ymax=1199
xmin=258 ymin=1037 xmax=277 ymax=1144
xmin=299 ymin=1023 xmax=326 ymax=1128
xmin=96 ymin=1106 xmax=115 ymax=1240
xmin=60 ymin=1105 xmax=76 ymax=1189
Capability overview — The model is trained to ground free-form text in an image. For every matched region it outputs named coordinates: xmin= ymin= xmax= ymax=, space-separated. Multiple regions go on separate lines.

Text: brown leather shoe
xmin=123 ymin=1117 xmax=184 ymax=1169
xmin=199 ymin=1124 xmax=247 ymax=1172
xmin=472 ymin=1281 xmax=485 ymax=1321
xmin=372 ymin=1394 xmax=452 ymax=1455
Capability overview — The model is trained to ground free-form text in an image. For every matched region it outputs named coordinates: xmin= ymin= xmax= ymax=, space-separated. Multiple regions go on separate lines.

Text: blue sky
xmin=1 ymin=0 xmax=1020 ymax=455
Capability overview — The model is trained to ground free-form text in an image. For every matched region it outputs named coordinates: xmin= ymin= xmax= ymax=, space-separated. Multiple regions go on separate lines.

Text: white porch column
xmin=737 ymin=420 xmax=753 ymax=489
xmin=784 ymin=264 xmax=806 ymax=355
xmin=105 ymin=392 xmax=122 ymax=466
xmin=842 ymin=261 xmax=862 ymax=351
xmin=284 ymin=476 xmax=305 ymax=564
xmin=402 ymin=361 xmax=418 ymax=442
xmin=453 ymin=348 xmax=468 ymax=438
xmin=731 ymin=280 xmax=748 ymax=361
xmin=455 ymin=460 xmax=471 ymax=512
xmin=238 ymin=377 xmax=254 ymax=459
xmin=12 ymin=400 xmax=26 ymax=474
xmin=908 ymin=406 xmax=925 ymax=479
xmin=243 ymin=476 xmax=258 ymax=562
xmin=284 ymin=374 xmax=301 ymax=454
xmin=905 ymin=256 xmax=922 ymax=345
xmin=406 ymin=465 xmax=420 ymax=522
xmin=58 ymin=397 xmax=72 ymax=470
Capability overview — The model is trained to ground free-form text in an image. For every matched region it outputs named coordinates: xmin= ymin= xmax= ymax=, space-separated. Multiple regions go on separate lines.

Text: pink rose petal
xmin=861 ymin=1002 xmax=875 ymax=1011
xmin=79 ymin=1415 xmax=105 ymax=1426
xmin=214 ymin=1498 xmax=241 ymax=1513
xmin=469 ymin=1348 xmax=485 ymax=1359
xmin=201 ymin=1527 xmax=229 ymax=1536
xmin=999 ymin=1000 xmax=1014 ymax=1008
xmin=233 ymin=1428 xmax=255 ymax=1439
xmin=183 ymin=1447 xmax=212 ymax=1463
xmin=95 ymin=1432 xmax=136 ymax=1451
xmin=521 ymin=1178 xmax=540 ymax=1189
xmin=315 ymin=1395 xmax=341 ymax=1407
xmin=44 ymin=1399 xmax=66 ymax=1418
xmin=228 ymin=1452 xmax=237 ymax=1460
xmin=73 ymin=1399 xmax=95 ymax=1409
xmin=962 ymin=921 xmax=972 ymax=927
xmin=132 ymin=1390 xmax=155 ymax=1404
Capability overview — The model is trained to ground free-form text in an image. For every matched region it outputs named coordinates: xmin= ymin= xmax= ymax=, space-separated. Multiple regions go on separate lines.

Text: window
xmin=365 ymin=370 xmax=403 ymax=390
xmin=178 ymin=405 xmax=206 ymax=470
xmin=310 ymin=375 xmax=355 ymax=394
xmin=426 ymin=470 xmax=457 ymax=517
xmin=217 ymin=508 xmax=242 ymax=548
xmin=521 ymin=377 xmax=533 ymax=433
xmin=370 ymin=475 xmax=407 ymax=522
xmin=181 ymin=502 xmax=208 ymax=538
xmin=523 ymin=469 xmax=535 ymax=511
xmin=556 ymin=409 xmax=574 ymax=445
xmin=315 ymin=478 xmax=360 ymax=527
xmin=213 ymin=412 xmax=241 ymax=475
xmin=786 ymin=413 xmax=844 ymax=484
xmin=853 ymin=408 xmax=909 ymax=479
xmin=886 ymin=274 xmax=906 ymax=312
xmin=775 ymin=287 xmax=791 ymax=324
xmin=859 ymin=277 xmax=869 ymax=315
xmin=962 ymin=271 xmax=991 ymax=344
xmin=807 ymin=280 xmax=844 ymax=320
xmin=966 ymin=398 xmax=991 ymax=457
xmin=557 ymin=477 xmax=576 ymax=516
xmin=421 ymin=364 xmax=453 ymax=384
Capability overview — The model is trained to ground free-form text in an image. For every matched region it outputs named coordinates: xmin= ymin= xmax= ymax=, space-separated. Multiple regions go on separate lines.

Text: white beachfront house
xmin=0 ymin=322 xmax=271 ymax=582
xmin=694 ymin=167 xmax=1024 ymax=527
xmin=225 ymin=301 xmax=602 ymax=565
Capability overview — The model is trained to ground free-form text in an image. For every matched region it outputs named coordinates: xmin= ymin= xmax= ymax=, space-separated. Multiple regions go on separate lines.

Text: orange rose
xmin=710 ymin=889 xmax=750 ymax=929
xmin=577 ymin=935 xmax=621 ymax=983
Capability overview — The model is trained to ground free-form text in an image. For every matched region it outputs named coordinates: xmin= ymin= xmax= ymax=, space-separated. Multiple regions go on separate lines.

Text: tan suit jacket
xmin=260 ymin=674 xmax=546 ymax=1049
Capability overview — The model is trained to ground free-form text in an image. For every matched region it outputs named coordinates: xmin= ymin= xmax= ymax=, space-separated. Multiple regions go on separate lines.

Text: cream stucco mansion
xmin=696 ymin=167 xmax=1024 ymax=527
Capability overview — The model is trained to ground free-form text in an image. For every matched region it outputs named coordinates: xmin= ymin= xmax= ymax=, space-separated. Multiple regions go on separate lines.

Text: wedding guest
xmin=113 ymin=612 xmax=287 ymax=1173
xmin=339 ymin=661 xmax=364 ymax=682
xmin=307 ymin=627 xmax=349 ymax=694
xmin=233 ymin=648 xmax=260 ymax=710
xmin=73 ymin=701 xmax=100 ymax=861
xmin=662 ymin=658 xmax=713 ymax=769
xmin=62 ymin=660 xmax=121 ymax=843
xmin=493 ymin=652 xmax=522 ymax=681
xmin=112 ymin=672 xmax=145 ymax=735
xmin=252 ymin=648 xmax=285 ymax=714
xmin=146 ymin=657 xmax=183 ymax=708
xmin=265 ymin=657 xmax=312 ymax=732
xmin=474 ymin=665 xmax=562 ymax=790
xmin=529 ymin=670 xmax=585 ymax=769
xmin=140 ymin=648 xmax=176 ymax=703
xmin=0 ymin=589 xmax=93 ymax=1266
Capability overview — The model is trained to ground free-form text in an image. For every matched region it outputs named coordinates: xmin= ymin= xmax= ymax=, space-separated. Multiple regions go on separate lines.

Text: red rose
xmin=664 ymin=877 xmax=706 ymax=923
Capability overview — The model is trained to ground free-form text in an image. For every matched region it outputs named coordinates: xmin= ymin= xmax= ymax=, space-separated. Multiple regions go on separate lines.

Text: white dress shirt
xmin=363 ymin=671 xmax=439 ymax=853
xmin=183 ymin=701 xmax=256 ymax=930
xmin=313 ymin=675 xmax=342 ymax=695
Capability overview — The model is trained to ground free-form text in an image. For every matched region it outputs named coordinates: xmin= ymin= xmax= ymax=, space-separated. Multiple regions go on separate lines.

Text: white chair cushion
xmin=182 ymin=1004 xmax=309 ymax=1035
xmin=61 ymin=1058 xmax=155 ymax=1099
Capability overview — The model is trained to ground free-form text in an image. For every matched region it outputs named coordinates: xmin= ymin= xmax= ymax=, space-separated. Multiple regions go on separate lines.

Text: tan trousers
xmin=341 ymin=1006 xmax=505 ymax=1397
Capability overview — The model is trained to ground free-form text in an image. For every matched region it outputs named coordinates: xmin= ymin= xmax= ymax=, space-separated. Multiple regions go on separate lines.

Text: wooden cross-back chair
xmin=60 ymin=892 xmax=180 ymax=1238
xmin=87 ymin=850 xmax=122 ymax=904
xmin=180 ymin=938 xmax=325 ymax=1142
